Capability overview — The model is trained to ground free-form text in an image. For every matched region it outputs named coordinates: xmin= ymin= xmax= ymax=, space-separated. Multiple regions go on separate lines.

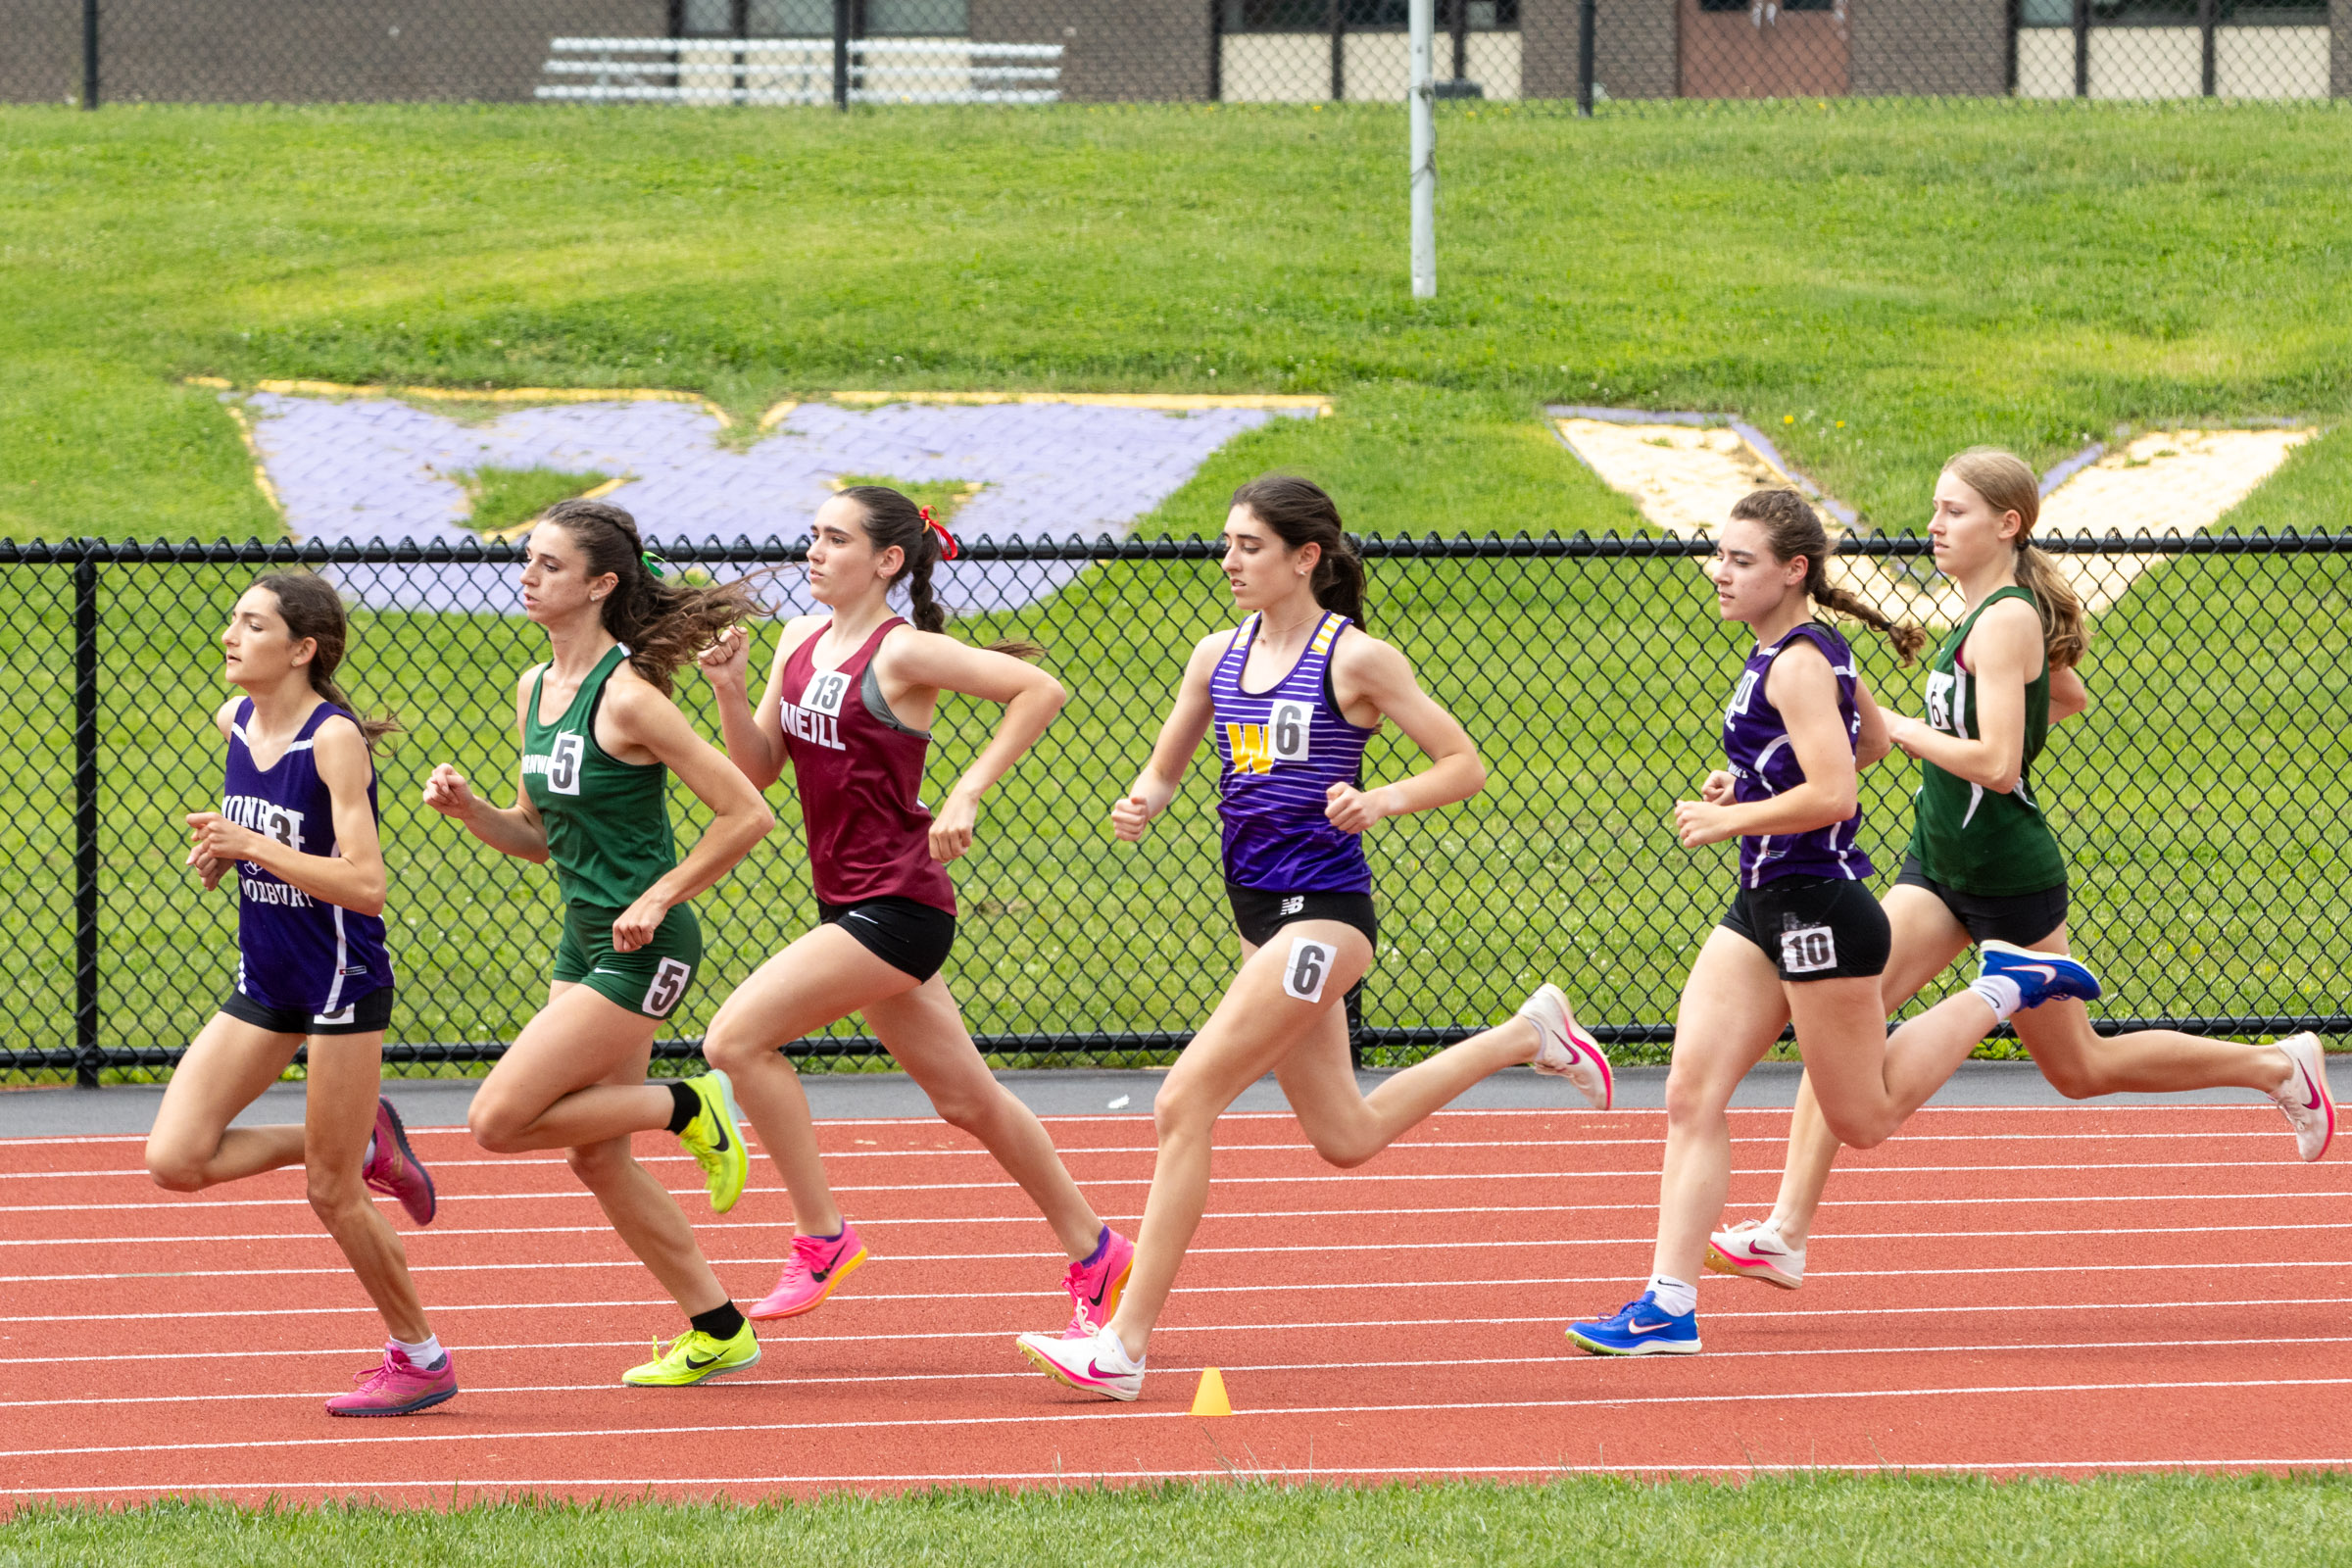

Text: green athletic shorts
xmin=552 ymin=903 xmax=703 ymax=1020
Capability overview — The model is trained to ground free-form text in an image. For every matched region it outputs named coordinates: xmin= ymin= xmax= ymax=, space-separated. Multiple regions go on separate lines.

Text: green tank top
xmin=1905 ymin=585 xmax=2066 ymax=897
xmin=521 ymin=645 xmax=677 ymax=911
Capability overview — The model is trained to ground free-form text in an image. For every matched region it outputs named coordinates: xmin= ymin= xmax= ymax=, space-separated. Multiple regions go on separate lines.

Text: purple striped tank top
xmin=1723 ymin=622 xmax=1873 ymax=889
xmin=220 ymin=699 xmax=393 ymax=1017
xmin=1210 ymin=611 xmax=1376 ymax=893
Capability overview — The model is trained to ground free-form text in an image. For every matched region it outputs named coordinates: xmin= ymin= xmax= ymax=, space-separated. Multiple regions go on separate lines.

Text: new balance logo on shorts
xmin=1781 ymin=923 xmax=1837 ymax=973
xmin=1280 ymin=896 xmax=1304 ymax=916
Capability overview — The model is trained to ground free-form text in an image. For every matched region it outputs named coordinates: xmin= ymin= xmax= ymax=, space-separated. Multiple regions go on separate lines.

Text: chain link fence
xmin=9 ymin=0 xmax=2344 ymax=107
xmin=3 ymin=532 xmax=2346 ymax=1086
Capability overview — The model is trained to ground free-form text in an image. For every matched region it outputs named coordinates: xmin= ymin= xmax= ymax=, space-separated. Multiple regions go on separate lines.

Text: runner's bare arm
xmin=1885 ymin=598 xmax=2040 ymax=792
xmin=879 ymin=627 xmax=1068 ymax=864
xmin=420 ymin=666 xmax=549 ymax=862
xmin=186 ymin=715 xmax=390 ymax=917
xmin=1112 ymin=630 xmax=1226 ymax=841
xmin=600 ymin=677 xmax=774 ymax=952
xmin=1323 ymin=632 xmax=1484 ymax=834
xmin=1674 ymin=640 xmax=1859 ymax=849
xmin=699 ymin=615 xmax=825 ymax=790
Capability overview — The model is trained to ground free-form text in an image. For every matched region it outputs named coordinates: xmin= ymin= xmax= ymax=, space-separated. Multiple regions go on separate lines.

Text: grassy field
xmin=3 ymin=101 xmax=2349 ymax=1079
xmin=8 ymin=1475 xmax=2352 ymax=1564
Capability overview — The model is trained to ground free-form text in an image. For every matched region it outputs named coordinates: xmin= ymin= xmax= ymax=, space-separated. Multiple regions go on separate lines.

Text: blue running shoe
xmin=1565 ymin=1292 xmax=1701 ymax=1356
xmin=1980 ymin=939 xmax=2102 ymax=1010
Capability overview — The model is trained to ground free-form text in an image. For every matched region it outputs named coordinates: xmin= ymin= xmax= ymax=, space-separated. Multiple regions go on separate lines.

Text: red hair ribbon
xmin=920 ymin=504 xmax=959 ymax=562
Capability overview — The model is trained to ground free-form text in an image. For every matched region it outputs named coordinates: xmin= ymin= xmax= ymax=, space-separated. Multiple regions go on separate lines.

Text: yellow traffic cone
xmin=1191 ymin=1365 xmax=1233 ymax=1418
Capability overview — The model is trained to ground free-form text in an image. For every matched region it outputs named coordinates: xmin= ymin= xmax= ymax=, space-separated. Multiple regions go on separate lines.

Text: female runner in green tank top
xmin=423 ymin=500 xmax=779 ymax=1386
xmin=1708 ymin=448 xmax=2337 ymax=1293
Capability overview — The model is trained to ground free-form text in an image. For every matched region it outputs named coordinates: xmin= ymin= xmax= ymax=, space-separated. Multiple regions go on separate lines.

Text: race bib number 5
xmin=642 ymin=956 xmax=692 ymax=1018
xmin=1282 ymin=936 xmax=1334 ymax=1004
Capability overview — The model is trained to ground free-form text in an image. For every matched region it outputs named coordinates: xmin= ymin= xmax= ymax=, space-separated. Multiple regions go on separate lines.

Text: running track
xmin=2 ymin=1104 xmax=2347 ymax=1503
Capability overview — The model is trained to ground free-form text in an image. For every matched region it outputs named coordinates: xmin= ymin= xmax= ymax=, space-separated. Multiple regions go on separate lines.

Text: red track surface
xmin=3 ymin=1104 xmax=2348 ymax=1503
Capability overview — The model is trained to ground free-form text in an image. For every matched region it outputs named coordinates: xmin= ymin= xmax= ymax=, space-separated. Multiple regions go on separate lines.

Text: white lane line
xmin=12 ymin=1454 xmax=2348 ymax=1495
xmin=11 ymin=1263 xmax=2352 ymax=1324
xmin=15 ymin=1298 xmax=2352 ymax=1367
xmin=9 ymin=1376 xmax=2347 ymax=1461
xmin=4 ymin=1187 xmax=2337 ymax=1221
xmin=11 ymin=1334 xmax=2348 ymax=1412
xmin=0 ymin=1124 xmax=2312 ymax=1179
xmin=12 ymin=1216 xmax=2351 ymax=1266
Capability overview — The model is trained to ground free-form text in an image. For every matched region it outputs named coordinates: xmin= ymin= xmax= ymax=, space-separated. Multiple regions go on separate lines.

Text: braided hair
xmin=539 ymin=499 xmax=767 ymax=693
xmin=836 ymin=485 xmax=1042 ymax=661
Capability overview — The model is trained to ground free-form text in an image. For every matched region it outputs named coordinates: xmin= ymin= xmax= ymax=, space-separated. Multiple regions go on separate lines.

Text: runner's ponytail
xmin=1728 ymin=490 xmax=1926 ymax=663
xmin=1941 ymin=448 xmax=2089 ymax=671
xmin=1229 ymin=474 xmax=1368 ymax=631
xmin=838 ymin=484 xmax=1044 ymax=662
xmin=541 ymin=499 xmax=769 ymax=693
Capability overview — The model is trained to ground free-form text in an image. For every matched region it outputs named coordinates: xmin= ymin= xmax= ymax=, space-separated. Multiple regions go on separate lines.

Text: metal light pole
xmin=1408 ymin=0 xmax=1435 ymax=299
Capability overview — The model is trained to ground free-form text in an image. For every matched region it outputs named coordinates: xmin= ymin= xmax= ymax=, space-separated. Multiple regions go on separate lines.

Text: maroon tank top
xmin=777 ymin=617 xmax=956 ymax=915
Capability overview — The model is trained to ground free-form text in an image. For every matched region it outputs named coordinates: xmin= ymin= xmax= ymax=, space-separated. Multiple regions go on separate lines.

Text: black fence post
xmin=81 ymin=0 xmax=99 ymax=109
xmin=2072 ymin=0 xmax=2089 ymax=97
xmin=2198 ymin=0 xmax=2217 ymax=96
xmin=1327 ymin=0 xmax=1345 ymax=102
xmin=1450 ymin=0 xmax=1468 ymax=80
xmin=74 ymin=552 xmax=101 ymax=1089
xmin=1578 ymin=0 xmax=1597 ymax=115
xmin=1207 ymin=0 xmax=1222 ymax=102
xmin=833 ymin=0 xmax=850 ymax=110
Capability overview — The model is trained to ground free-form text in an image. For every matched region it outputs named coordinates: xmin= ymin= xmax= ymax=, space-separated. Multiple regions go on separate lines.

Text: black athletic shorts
xmin=1225 ymin=883 xmax=1379 ymax=950
xmin=1721 ymin=875 xmax=1889 ymax=982
xmin=820 ymin=896 xmax=957 ymax=984
xmin=1895 ymin=855 xmax=2069 ymax=948
xmin=220 ymin=984 xmax=396 ymax=1038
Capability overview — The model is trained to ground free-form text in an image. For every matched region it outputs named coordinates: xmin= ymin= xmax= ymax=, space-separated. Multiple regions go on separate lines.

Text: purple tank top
xmin=1210 ymin=611 xmax=1376 ymax=893
xmin=1723 ymin=622 xmax=1873 ymax=889
xmin=220 ymin=699 xmax=393 ymax=1017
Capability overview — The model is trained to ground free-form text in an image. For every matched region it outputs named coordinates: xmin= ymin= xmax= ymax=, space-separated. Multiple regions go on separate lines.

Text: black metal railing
xmin=3 ymin=531 xmax=2345 ymax=1086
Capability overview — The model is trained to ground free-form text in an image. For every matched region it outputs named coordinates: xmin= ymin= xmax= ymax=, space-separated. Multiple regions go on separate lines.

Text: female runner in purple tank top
xmin=1563 ymin=488 xmax=2100 ymax=1357
xmin=1016 ymin=474 xmax=1615 ymax=1404
xmin=144 ymin=572 xmax=453 ymax=1416
xmin=696 ymin=485 xmax=1135 ymax=1336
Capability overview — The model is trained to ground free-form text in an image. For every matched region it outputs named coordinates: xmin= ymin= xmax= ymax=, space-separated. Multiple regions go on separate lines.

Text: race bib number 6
xmin=1268 ymin=699 xmax=1312 ymax=762
xmin=1282 ymin=936 xmax=1334 ymax=1004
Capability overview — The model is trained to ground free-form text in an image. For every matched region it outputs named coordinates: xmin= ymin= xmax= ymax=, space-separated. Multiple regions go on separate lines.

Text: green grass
xmin=3 ymin=99 xmax=2350 ymax=540
xmin=461 ymin=466 xmax=612 ymax=536
xmin=8 ymin=1475 xmax=2352 ymax=1564
xmin=3 ymin=101 xmax=2348 ymax=1081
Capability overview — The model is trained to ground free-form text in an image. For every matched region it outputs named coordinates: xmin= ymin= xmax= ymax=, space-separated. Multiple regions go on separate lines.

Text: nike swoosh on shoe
xmin=683 ymin=1353 xmax=719 ymax=1370
xmin=2299 ymin=1065 xmax=2323 ymax=1111
xmin=1627 ymin=1318 xmax=1674 ymax=1334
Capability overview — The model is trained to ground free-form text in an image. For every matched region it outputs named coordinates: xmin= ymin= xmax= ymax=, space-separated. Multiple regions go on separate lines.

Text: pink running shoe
xmin=1519 ymin=984 xmax=1613 ymax=1110
xmin=326 ymin=1345 xmax=457 ymax=1417
xmin=1059 ymin=1229 xmax=1137 ymax=1339
xmin=1704 ymin=1217 xmax=1806 ymax=1290
xmin=748 ymin=1223 xmax=869 ymax=1321
xmin=1017 ymin=1323 xmax=1144 ymax=1402
xmin=361 ymin=1097 xmax=436 ymax=1226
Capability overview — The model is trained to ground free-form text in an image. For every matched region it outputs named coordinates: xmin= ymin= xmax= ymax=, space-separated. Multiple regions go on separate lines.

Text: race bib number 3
xmin=1780 ymin=923 xmax=1837 ymax=975
xmin=1282 ymin=936 xmax=1334 ymax=1004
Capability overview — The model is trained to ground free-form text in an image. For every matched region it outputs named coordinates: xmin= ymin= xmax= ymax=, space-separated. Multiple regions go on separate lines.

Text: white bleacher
xmin=537 ymin=35 xmax=1062 ymax=106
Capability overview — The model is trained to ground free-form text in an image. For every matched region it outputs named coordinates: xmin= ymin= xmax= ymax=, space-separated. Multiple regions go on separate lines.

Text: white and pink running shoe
xmin=2272 ymin=1033 xmax=2336 ymax=1162
xmin=1018 ymin=1323 xmax=1145 ymax=1402
xmin=1519 ymin=984 xmax=1613 ymax=1110
xmin=1704 ymin=1217 xmax=1806 ymax=1290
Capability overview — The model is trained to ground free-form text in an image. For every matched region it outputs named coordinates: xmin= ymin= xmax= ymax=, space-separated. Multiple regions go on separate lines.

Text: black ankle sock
xmin=691 ymin=1301 xmax=746 ymax=1342
xmin=665 ymin=1081 xmax=700 ymax=1136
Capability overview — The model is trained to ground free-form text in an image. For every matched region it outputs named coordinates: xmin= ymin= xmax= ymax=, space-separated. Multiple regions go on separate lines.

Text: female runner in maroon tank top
xmin=697 ymin=485 xmax=1135 ymax=1332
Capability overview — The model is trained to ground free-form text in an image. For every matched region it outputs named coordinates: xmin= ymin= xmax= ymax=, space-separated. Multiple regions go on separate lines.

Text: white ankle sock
xmin=362 ymin=1135 xmax=378 ymax=1167
xmin=390 ymin=1334 xmax=443 ymax=1369
xmin=1968 ymin=974 xmax=2024 ymax=1023
xmin=1645 ymin=1273 xmax=1697 ymax=1316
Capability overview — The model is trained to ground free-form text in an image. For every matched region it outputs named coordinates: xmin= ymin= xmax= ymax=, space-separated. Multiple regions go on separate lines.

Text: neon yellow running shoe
xmin=677 ymin=1070 xmax=748 ymax=1215
xmin=621 ymin=1322 xmax=760 ymax=1387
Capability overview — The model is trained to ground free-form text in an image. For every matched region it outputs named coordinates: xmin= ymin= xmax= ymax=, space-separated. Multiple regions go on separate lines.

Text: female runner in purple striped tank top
xmin=143 ymin=573 xmax=454 ymax=1416
xmin=1016 ymin=474 xmax=1617 ymax=1404
xmin=1565 ymin=489 xmax=2099 ymax=1358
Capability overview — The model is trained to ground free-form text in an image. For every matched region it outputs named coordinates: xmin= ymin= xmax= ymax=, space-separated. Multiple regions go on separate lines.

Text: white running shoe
xmin=1518 ymin=984 xmax=1613 ymax=1110
xmin=1704 ymin=1217 xmax=1806 ymax=1290
xmin=1017 ymin=1323 xmax=1145 ymax=1402
xmin=2271 ymin=1033 xmax=2336 ymax=1162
